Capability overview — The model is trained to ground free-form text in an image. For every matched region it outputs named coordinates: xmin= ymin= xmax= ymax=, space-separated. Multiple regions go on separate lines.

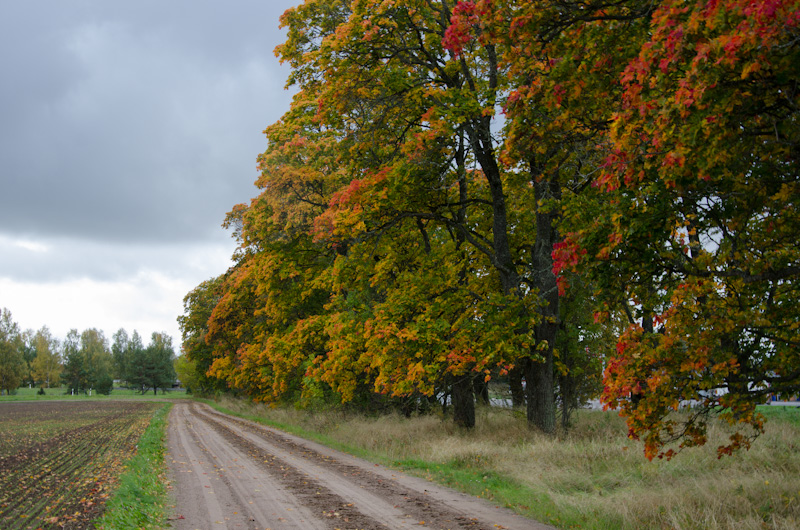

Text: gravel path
xmin=166 ymin=402 xmax=554 ymax=530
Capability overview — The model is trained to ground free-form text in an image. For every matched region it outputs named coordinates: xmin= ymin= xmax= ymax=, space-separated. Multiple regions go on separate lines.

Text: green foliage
xmin=178 ymin=276 xmax=229 ymax=394
xmin=60 ymin=328 xmax=114 ymax=394
xmin=60 ymin=329 xmax=84 ymax=392
xmin=125 ymin=332 xmax=176 ymax=395
xmin=30 ymin=326 xmax=61 ymax=388
xmin=0 ymin=308 xmax=26 ymax=394
xmin=94 ymin=374 xmax=114 ymax=395
xmin=111 ymin=328 xmax=129 ymax=380
xmin=173 ymin=355 xmax=197 ymax=394
xmin=19 ymin=329 xmax=36 ymax=386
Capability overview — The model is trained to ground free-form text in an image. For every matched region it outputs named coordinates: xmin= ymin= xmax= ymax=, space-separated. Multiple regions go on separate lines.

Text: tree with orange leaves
xmin=540 ymin=0 xmax=800 ymax=458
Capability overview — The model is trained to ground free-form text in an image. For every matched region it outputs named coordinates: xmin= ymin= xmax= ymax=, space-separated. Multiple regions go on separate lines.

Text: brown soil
xmin=166 ymin=402 xmax=554 ymax=530
xmin=0 ymin=400 xmax=159 ymax=530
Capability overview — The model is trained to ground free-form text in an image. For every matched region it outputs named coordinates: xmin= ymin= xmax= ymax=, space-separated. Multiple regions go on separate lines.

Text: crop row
xmin=0 ymin=401 xmax=161 ymax=530
xmin=0 ymin=401 xmax=146 ymax=458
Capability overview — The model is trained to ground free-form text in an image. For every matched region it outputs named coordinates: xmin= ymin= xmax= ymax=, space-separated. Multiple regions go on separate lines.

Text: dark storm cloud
xmin=0 ymin=0 xmax=297 ymax=244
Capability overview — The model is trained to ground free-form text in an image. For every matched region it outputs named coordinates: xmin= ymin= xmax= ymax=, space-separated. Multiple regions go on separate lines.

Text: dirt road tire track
xmin=167 ymin=402 xmax=554 ymax=530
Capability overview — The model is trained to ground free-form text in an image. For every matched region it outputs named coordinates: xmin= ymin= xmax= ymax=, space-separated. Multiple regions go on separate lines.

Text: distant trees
xmin=111 ymin=328 xmax=131 ymax=381
xmin=31 ymin=326 xmax=62 ymax=388
xmin=60 ymin=329 xmax=114 ymax=394
xmin=112 ymin=329 xmax=176 ymax=394
xmin=81 ymin=329 xmax=114 ymax=394
xmin=138 ymin=333 xmax=176 ymax=395
xmin=19 ymin=329 xmax=37 ymax=386
xmin=0 ymin=308 xmax=26 ymax=395
xmin=0 ymin=308 xmax=177 ymax=396
xmin=60 ymin=329 xmax=86 ymax=393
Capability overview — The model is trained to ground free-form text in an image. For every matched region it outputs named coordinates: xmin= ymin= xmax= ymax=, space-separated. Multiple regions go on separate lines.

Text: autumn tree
xmin=31 ymin=326 xmax=62 ymax=388
xmin=0 ymin=308 xmax=26 ymax=395
xmin=179 ymin=275 xmax=231 ymax=394
xmin=203 ymin=158 xmax=336 ymax=404
xmin=273 ymin=0 xmax=566 ymax=431
xmin=543 ymin=0 xmax=800 ymax=458
xmin=188 ymin=0 xmax=798 ymax=449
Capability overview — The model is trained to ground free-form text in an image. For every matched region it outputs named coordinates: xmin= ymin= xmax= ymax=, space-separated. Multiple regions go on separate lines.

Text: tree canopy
xmin=181 ymin=0 xmax=800 ymax=459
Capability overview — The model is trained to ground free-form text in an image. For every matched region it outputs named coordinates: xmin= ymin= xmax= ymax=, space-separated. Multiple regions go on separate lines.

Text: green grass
xmin=395 ymin=458 xmax=578 ymax=527
xmin=758 ymin=403 xmax=800 ymax=427
xmin=202 ymin=397 xmax=800 ymax=529
xmin=96 ymin=403 xmax=173 ymax=530
xmin=0 ymin=386 xmax=190 ymax=401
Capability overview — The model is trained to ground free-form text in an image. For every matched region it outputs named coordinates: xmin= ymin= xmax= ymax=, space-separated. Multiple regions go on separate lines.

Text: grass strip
xmin=0 ymin=386 xmax=191 ymax=402
xmin=394 ymin=458 xmax=581 ymax=528
xmin=96 ymin=402 xmax=172 ymax=530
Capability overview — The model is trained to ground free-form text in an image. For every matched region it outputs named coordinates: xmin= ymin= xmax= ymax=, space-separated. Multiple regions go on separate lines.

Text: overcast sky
xmin=1 ymin=1 xmax=299 ymax=350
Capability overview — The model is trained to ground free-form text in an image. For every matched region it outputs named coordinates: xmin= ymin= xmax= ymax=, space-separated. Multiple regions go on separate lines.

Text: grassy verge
xmin=204 ymin=397 xmax=800 ymax=529
xmin=96 ymin=402 xmax=173 ymax=530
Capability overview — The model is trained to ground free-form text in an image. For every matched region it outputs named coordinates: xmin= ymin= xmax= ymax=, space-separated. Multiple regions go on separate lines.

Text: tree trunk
xmin=559 ymin=371 xmax=574 ymax=431
xmin=525 ymin=357 xmax=556 ymax=433
xmin=526 ymin=173 xmax=561 ymax=434
xmin=452 ymin=375 xmax=475 ymax=429
xmin=473 ymin=375 xmax=490 ymax=406
xmin=508 ymin=365 xmax=525 ymax=407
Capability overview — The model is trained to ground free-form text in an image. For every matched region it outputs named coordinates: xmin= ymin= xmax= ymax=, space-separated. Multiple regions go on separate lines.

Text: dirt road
xmin=166 ymin=402 xmax=553 ymax=530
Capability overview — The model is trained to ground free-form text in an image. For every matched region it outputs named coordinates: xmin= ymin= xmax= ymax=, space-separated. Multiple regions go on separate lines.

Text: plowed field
xmin=0 ymin=400 xmax=162 ymax=530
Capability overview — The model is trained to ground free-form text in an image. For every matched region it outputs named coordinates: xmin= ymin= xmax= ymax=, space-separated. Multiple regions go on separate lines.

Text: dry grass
xmin=211 ymin=397 xmax=800 ymax=529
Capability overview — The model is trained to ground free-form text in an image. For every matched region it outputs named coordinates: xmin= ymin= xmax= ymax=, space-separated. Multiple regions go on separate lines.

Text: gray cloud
xmin=0 ymin=1 xmax=300 ymax=344
xmin=0 ymin=233 xmax=235 ymax=284
xmin=0 ymin=0 xmax=296 ymax=244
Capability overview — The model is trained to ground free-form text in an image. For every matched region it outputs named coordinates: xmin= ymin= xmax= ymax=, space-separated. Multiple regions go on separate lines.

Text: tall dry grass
xmin=211 ymin=397 xmax=800 ymax=529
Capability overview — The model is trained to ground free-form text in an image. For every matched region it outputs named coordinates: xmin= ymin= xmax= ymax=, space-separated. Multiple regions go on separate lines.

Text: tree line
xmin=0 ymin=307 xmax=176 ymax=396
xmin=179 ymin=0 xmax=800 ymax=459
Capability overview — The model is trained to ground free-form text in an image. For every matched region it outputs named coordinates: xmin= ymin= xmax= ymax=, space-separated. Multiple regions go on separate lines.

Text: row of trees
xmin=1 ymin=308 xmax=62 ymax=393
xmin=180 ymin=0 xmax=799 ymax=459
xmin=0 ymin=307 xmax=176 ymax=395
